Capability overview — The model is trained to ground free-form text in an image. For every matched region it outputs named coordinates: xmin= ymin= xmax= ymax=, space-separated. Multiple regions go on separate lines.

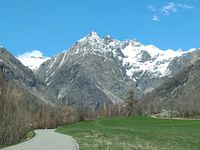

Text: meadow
xmin=57 ymin=116 xmax=200 ymax=150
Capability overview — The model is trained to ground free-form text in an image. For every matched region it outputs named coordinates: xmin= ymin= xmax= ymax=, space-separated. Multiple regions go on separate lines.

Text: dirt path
xmin=151 ymin=115 xmax=200 ymax=120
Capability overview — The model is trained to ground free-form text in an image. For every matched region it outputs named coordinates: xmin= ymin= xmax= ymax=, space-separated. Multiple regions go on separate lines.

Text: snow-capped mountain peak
xmin=68 ymin=32 xmax=195 ymax=82
xmin=78 ymin=31 xmax=101 ymax=43
xmin=119 ymin=41 xmax=186 ymax=79
xmin=35 ymin=32 xmax=200 ymax=105
xmin=89 ymin=31 xmax=99 ymax=37
xmin=17 ymin=50 xmax=50 ymax=71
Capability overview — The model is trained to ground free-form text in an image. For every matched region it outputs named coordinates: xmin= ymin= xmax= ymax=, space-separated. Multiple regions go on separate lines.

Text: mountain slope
xmin=37 ymin=32 xmax=136 ymax=106
xmin=0 ymin=47 xmax=56 ymax=105
xmin=36 ymin=32 xmax=200 ymax=106
xmin=141 ymin=56 xmax=200 ymax=116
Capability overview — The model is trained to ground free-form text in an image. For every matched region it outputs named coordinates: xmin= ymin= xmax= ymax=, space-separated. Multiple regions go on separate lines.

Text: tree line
xmin=0 ymin=72 xmax=77 ymax=146
xmin=2 ymin=77 xmax=199 ymax=147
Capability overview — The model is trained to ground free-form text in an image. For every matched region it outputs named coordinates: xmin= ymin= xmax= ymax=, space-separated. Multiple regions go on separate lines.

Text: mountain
xmin=17 ymin=50 xmax=50 ymax=71
xmin=37 ymin=32 xmax=136 ymax=106
xmin=0 ymin=47 xmax=56 ymax=105
xmin=36 ymin=32 xmax=200 ymax=106
xmin=141 ymin=55 xmax=200 ymax=116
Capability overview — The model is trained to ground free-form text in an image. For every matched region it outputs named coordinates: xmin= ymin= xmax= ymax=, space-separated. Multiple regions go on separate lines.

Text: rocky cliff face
xmin=0 ymin=47 xmax=57 ymax=105
xmin=35 ymin=32 xmax=200 ymax=106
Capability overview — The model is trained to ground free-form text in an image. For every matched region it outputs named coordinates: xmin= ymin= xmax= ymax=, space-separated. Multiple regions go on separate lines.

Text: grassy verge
xmin=56 ymin=116 xmax=200 ymax=150
xmin=25 ymin=130 xmax=36 ymax=141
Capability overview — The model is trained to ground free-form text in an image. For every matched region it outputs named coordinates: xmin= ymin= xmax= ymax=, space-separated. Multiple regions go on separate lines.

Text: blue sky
xmin=0 ymin=0 xmax=199 ymax=57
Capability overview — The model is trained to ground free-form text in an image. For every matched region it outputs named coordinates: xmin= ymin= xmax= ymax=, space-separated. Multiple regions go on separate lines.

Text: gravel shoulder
xmin=2 ymin=129 xmax=79 ymax=150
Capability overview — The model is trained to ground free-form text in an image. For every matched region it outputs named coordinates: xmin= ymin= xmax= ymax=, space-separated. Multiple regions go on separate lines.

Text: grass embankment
xmin=57 ymin=116 xmax=200 ymax=150
xmin=26 ymin=130 xmax=36 ymax=141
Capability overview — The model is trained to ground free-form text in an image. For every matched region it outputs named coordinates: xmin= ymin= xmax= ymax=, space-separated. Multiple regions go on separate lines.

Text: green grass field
xmin=56 ymin=116 xmax=200 ymax=150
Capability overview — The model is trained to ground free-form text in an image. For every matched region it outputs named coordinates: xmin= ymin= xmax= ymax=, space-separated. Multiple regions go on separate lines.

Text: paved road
xmin=2 ymin=129 xmax=79 ymax=150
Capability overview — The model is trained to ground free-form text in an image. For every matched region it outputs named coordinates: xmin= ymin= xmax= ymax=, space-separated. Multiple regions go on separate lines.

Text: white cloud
xmin=148 ymin=5 xmax=157 ymax=12
xmin=161 ymin=2 xmax=177 ymax=15
xmin=152 ymin=15 xmax=159 ymax=22
xmin=176 ymin=4 xmax=194 ymax=9
xmin=18 ymin=50 xmax=44 ymax=59
xmin=149 ymin=2 xmax=194 ymax=22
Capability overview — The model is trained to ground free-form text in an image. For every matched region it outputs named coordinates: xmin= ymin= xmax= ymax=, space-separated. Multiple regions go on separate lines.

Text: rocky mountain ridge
xmin=0 ymin=47 xmax=57 ymax=105
xmin=33 ymin=32 xmax=200 ymax=106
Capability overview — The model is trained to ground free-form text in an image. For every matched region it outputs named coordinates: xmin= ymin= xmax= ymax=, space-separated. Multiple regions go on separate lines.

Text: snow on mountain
xmin=40 ymin=32 xmax=196 ymax=83
xmin=17 ymin=50 xmax=50 ymax=70
xmin=119 ymin=41 xmax=185 ymax=78
xmin=78 ymin=31 xmax=101 ymax=42
xmin=76 ymin=32 xmax=188 ymax=79
xmin=35 ymin=32 xmax=200 ymax=105
xmin=72 ymin=32 xmax=199 ymax=93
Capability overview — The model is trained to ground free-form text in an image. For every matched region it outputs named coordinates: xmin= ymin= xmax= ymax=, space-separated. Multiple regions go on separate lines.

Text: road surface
xmin=2 ymin=129 xmax=79 ymax=150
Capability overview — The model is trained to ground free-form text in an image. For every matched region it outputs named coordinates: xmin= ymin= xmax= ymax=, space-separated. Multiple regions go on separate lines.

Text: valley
xmin=1 ymin=0 xmax=200 ymax=149
xmin=1 ymin=32 xmax=200 ymax=149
